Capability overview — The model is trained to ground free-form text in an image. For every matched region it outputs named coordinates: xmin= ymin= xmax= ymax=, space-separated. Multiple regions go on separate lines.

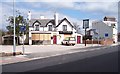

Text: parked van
xmin=61 ymin=37 xmax=76 ymax=46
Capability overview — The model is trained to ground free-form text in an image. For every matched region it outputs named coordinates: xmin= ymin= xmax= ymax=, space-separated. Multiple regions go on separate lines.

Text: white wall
xmin=103 ymin=21 xmax=118 ymax=42
xmin=92 ymin=21 xmax=113 ymax=40
xmin=29 ymin=31 xmax=32 ymax=45
xmin=29 ymin=27 xmax=33 ymax=31
xmin=57 ymin=34 xmax=64 ymax=44
xmin=57 ymin=20 xmax=73 ymax=31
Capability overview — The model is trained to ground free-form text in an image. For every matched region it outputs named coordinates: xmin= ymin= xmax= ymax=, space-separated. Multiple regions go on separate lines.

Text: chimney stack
xmin=54 ymin=12 xmax=58 ymax=26
xmin=27 ymin=11 xmax=31 ymax=21
xmin=40 ymin=15 xmax=45 ymax=19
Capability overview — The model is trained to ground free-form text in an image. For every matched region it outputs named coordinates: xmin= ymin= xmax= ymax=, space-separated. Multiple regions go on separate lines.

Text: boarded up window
xmin=32 ymin=34 xmax=40 ymax=40
xmin=44 ymin=34 xmax=51 ymax=40
xmin=40 ymin=34 xmax=44 ymax=40
xmin=32 ymin=33 xmax=51 ymax=40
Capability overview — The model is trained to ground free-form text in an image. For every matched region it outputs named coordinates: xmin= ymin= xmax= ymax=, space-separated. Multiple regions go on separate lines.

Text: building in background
xmin=28 ymin=13 xmax=83 ymax=45
xmin=92 ymin=16 xmax=118 ymax=43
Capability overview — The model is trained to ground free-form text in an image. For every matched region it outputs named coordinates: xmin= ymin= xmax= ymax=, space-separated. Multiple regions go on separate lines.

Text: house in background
xmin=28 ymin=13 xmax=83 ymax=45
xmin=0 ymin=36 xmax=2 ymax=45
xmin=92 ymin=16 xmax=118 ymax=43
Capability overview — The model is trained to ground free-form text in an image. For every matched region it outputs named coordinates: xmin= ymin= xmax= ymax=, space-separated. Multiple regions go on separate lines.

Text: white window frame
xmin=63 ymin=25 xmax=67 ymax=31
xmin=48 ymin=25 xmax=52 ymax=31
xmin=34 ymin=22 xmax=40 ymax=31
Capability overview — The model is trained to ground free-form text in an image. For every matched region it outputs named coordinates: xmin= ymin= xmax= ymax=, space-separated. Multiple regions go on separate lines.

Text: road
xmin=2 ymin=45 xmax=119 ymax=73
xmin=29 ymin=50 xmax=119 ymax=72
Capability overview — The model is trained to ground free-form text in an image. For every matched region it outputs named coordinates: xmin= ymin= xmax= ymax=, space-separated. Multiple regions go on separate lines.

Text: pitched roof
xmin=104 ymin=16 xmax=115 ymax=19
xmin=29 ymin=18 xmax=73 ymax=28
xmin=56 ymin=18 xmax=74 ymax=28
xmin=29 ymin=19 xmax=54 ymax=27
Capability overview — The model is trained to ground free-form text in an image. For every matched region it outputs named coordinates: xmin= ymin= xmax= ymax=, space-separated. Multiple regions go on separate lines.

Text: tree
xmin=73 ymin=22 xmax=82 ymax=34
xmin=6 ymin=14 xmax=29 ymax=45
xmin=0 ymin=29 xmax=5 ymax=36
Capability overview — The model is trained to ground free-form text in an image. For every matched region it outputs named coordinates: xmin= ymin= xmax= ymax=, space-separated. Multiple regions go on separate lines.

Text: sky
xmin=0 ymin=0 xmax=119 ymax=33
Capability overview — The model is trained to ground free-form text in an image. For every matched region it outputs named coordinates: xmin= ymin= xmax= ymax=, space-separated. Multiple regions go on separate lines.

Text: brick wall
xmin=83 ymin=40 xmax=100 ymax=44
xmin=83 ymin=38 xmax=113 ymax=45
xmin=100 ymin=39 xmax=113 ymax=45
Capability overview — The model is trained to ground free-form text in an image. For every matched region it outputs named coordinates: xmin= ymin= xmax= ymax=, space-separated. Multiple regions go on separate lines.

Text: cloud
xmin=72 ymin=2 xmax=116 ymax=14
xmin=2 ymin=0 xmax=119 ymax=2
xmin=17 ymin=2 xmax=118 ymax=16
xmin=2 ymin=1 xmax=118 ymax=15
xmin=1 ymin=2 xmax=14 ymax=30
xmin=32 ymin=2 xmax=118 ymax=19
xmin=1 ymin=1 xmax=118 ymax=32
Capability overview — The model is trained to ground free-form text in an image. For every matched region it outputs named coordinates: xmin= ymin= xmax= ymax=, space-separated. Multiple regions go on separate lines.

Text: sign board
xmin=20 ymin=26 xmax=26 ymax=32
xmin=83 ymin=19 xmax=89 ymax=29
xmin=91 ymin=31 xmax=94 ymax=36
xmin=105 ymin=33 xmax=108 ymax=37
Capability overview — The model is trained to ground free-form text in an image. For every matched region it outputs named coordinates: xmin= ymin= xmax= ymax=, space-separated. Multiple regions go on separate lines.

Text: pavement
xmin=0 ymin=43 xmax=119 ymax=65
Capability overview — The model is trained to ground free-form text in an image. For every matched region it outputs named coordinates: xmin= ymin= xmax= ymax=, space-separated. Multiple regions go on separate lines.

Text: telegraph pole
xmin=85 ymin=28 xmax=87 ymax=46
xmin=83 ymin=19 xmax=89 ymax=46
xmin=22 ymin=27 xmax=25 ymax=55
xmin=13 ymin=0 xmax=16 ymax=56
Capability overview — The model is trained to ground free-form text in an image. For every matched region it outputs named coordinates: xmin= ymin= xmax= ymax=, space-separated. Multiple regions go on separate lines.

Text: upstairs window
xmin=63 ymin=25 xmax=67 ymax=31
xmin=48 ymin=25 xmax=52 ymax=31
xmin=34 ymin=24 xmax=40 ymax=31
xmin=35 ymin=25 xmax=39 ymax=31
xmin=111 ymin=24 xmax=116 ymax=28
xmin=34 ymin=22 xmax=40 ymax=31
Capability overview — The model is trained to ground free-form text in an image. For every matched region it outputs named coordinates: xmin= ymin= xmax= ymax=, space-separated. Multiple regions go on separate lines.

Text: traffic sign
xmin=83 ymin=19 xmax=89 ymax=29
xmin=105 ymin=33 xmax=108 ymax=37
xmin=20 ymin=26 xmax=26 ymax=32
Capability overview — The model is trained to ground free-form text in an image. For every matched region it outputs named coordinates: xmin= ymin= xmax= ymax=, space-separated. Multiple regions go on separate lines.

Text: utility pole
xmin=85 ymin=28 xmax=87 ymax=46
xmin=13 ymin=0 xmax=16 ymax=56
xmin=22 ymin=27 xmax=25 ymax=55
xmin=83 ymin=19 xmax=89 ymax=46
xmin=20 ymin=24 xmax=26 ymax=55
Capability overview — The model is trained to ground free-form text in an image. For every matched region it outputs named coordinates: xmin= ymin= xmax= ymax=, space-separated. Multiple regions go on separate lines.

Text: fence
xmin=83 ymin=39 xmax=113 ymax=45
xmin=83 ymin=40 xmax=100 ymax=44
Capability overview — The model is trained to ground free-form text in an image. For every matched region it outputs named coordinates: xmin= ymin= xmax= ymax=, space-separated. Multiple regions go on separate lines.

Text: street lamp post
xmin=13 ymin=0 xmax=16 ymax=56
xmin=22 ymin=25 xmax=25 ymax=55
xmin=83 ymin=19 xmax=89 ymax=46
xmin=98 ymin=30 xmax=99 ymax=46
xmin=85 ymin=28 xmax=87 ymax=46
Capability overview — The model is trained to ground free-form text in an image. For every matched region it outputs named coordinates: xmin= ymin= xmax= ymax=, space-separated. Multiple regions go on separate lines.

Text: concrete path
xmin=0 ymin=43 xmax=119 ymax=65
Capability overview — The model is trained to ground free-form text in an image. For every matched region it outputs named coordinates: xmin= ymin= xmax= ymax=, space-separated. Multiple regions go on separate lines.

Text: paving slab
xmin=0 ymin=43 xmax=119 ymax=65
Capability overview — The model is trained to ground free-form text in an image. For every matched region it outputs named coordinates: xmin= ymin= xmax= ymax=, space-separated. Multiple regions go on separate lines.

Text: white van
xmin=61 ymin=37 xmax=76 ymax=46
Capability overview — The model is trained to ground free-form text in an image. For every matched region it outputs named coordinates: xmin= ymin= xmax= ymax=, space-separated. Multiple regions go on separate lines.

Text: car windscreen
xmin=70 ymin=37 xmax=75 ymax=41
xmin=64 ymin=37 xmax=69 ymax=40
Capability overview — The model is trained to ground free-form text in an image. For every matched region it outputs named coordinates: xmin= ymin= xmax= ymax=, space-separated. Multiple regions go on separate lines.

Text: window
xmin=63 ymin=25 xmax=67 ymax=31
xmin=64 ymin=37 xmax=69 ymax=40
xmin=48 ymin=25 xmax=52 ymax=31
xmin=70 ymin=37 xmax=75 ymax=41
xmin=34 ymin=22 xmax=40 ymax=31
xmin=35 ymin=25 xmax=39 ymax=31
xmin=111 ymin=24 xmax=116 ymax=28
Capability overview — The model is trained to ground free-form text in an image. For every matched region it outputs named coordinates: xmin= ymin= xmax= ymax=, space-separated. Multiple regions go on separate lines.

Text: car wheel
xmin=72 ymin=44 xmax=75 ymax=46
xmin=66 ymin=42 xmax=68 ymax=45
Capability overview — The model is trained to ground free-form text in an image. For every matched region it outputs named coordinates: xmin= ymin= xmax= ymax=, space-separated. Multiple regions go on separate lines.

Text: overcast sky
xmin=0 ymin=0 xmax=119 ymax=33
